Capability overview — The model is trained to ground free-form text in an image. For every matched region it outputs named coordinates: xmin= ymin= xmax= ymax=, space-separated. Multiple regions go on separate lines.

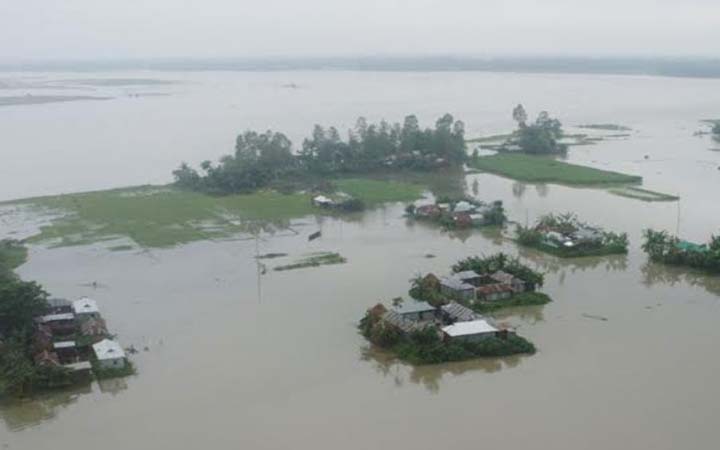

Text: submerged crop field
xmin=468 ymin=153 xmax=642 ymax=185
xmin=3 ymin=178 xmax=424 ymax=249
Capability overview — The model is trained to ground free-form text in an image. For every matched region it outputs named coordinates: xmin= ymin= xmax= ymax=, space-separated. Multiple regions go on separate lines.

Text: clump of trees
xmin=642 ymin=229 xmax=720 ymax=272
xmin=452 ymin=253 xmax=545 ymax=289
xmin=503 ymin=104 xmax=567 ymax=155
xmin=713 ymin=123 xmax=720 ymax=141
xmin=173 ymin=114 xmax=467 ymax=195
xmin=0 ymin=240 xmax=63 ymax=396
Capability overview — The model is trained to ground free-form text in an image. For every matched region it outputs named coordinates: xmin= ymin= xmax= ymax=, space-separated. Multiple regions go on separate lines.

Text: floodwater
xmin=1 ymin=71 xmax=720 ymax=450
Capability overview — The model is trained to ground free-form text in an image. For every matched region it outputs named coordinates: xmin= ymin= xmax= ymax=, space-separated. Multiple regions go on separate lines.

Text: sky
xmin=1 ymin=0 xmax=719 ymax=61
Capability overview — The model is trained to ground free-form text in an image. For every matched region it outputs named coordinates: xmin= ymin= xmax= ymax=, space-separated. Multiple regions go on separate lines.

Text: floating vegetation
xmin=107 ymin=245 xmax=134 ymax=252
xmin=577 ymin=124 xmax=632 ymax=131
xmin=256 ymin=252 xmax=289 ymax=259
xmin=274 ymin=252 xmax=347 ymax=271
xmin=609 ymin=186 xmax=679 ymax=202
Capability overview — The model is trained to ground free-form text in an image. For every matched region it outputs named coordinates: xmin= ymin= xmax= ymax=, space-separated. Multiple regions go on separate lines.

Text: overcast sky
xmin=2 ymin=0 xmax=719 ymax=61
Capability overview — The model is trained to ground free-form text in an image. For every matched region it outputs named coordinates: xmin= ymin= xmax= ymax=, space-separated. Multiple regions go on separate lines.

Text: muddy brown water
xmin=1 ymin=71 xmax=720 ymax=449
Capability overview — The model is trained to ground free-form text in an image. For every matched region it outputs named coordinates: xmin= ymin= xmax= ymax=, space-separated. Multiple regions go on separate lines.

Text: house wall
xmin=447 ymin=332 xmax=497 ymax=343
xmin=98 ymin=357 xmax=126 ymax=370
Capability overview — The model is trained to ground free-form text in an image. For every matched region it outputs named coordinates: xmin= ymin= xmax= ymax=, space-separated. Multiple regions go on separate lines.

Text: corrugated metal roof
xmin=391 ymin=301 xmax=436 ymax=315
xmin=38 ymin=313 xmax=75 ymax=323
xmin=382 ymin=311 xmax=433 ymax=334
xmin=73 ymin=298 xmax=99 ymax=315
xmin=53 ymin=341 xmax=76 ymax=349
xmin=455 ymin=270 xmax=480 ymax=281
xmin=93 ymin=339 xmax=126 ymax=361
xmin=440 ymin=277 xmax=474 ymax=291
xmin=442 ymin=320 xmax=498 ymax=337
xmin=441 ymin=302 xmax=480 ymax=322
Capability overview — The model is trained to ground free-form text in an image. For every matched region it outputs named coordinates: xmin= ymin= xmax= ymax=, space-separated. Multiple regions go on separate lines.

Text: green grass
xmin=5 ymin=179 xmax=423 ymax=249
xmin=468 ymin=153 xmax=642 ymax=185
xmin=609 ymin=186 xmax=679 ymax=202
xmin=471 ymin=292 xmax=552 ymax=313
xmin=466 ymin=133 xmax=515 ymax=143
xmin=333 ymin=178 xmax=423 ymax=205
xmin=0 ymin=240 xmax=28 ymax=270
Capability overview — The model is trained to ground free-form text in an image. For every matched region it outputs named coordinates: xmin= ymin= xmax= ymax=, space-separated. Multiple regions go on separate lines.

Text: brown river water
xmin=1 ymin=71 xmax=720 ymax=449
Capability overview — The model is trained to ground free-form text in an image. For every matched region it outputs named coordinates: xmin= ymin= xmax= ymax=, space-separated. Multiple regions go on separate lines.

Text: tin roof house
xmin=440 ymin=276 xmax=476 ymax=302
xmin=73 ymin=298 xmax=100 ymax=319
xmin=442 ymin=319 xmax=499 ymax=342
xmin=93 ymin=339 xmax=127 ymax=370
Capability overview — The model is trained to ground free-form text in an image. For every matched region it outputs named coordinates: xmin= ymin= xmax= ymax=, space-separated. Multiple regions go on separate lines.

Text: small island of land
xmin=516 ymin=213 xmax=629 ymax=257
xmin=642 ymin=229 xmax=720 ymax=273
xmin=405 ymin=196 xmax=506 ymax=229
xmin=358 ymin=254 xmax=549 ymax=365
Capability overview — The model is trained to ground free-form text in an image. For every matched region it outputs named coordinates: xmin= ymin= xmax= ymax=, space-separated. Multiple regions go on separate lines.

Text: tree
xmin=0 ymin=278 xmax=48 ymax=335
xmin=512 ymin=104 xmax=528 ymax=127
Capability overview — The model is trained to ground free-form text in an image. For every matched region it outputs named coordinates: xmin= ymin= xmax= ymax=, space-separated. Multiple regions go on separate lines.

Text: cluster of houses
xmin=537 ymin=225 xmax=605 ymax=249
xmin=411 ymin=199 xmax=504 ymax=228
xmin=425 ymin=269 xmax=531 ymax=304
xmin=311 ymin=193 xmax=363 ymax=212
xmin=33 ymin=297 xmax=128 ymax=377
xmin=372 ymin=300 xmax=511 ymax=343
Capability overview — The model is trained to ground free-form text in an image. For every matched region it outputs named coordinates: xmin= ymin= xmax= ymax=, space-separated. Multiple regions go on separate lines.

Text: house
xmin=476 ymin=283 xmax=514 ymax=302
xmin=80 ymin=317 xmax=108 ymax=343
xmin=34 ymin=350 xmax=61 ymax=368
xmin=490 ymin=270 xmax=526 ymax=293
xmin=440 ymin=277 xmax=476 ymax=301
xmin=93 ymin=339 xmax=127 ymax=370
xmin=469 ymin=213 xmax=489 ymax=226
xmin=37 ymin=313 xmax=77 ymax=335
xmin=442 ymin=319 xmax=499 ymax=342
xmin=73 ymin=298 xmax=100 ymax=319
xmin=312 ymin=195 xmax=335 ymax=208
xmin=676 ymin=240 xmax=709 ymax=254
xmin=47 ymin=298 xmax=72 ymax=314
xmin=453 ymin=201 xmax=475 ymax=213
xmin=542 ymin=231 xmax=568 ymax=247
xmin=441 ymin=302 xmax=481 ymax=323
xmin=453 ymin=212 xmax=473 ymax=228
xmin=53 ymin=341 xmax=78 ymax=362
xmin=391 ymin=301 xmax=437 ymax=322
xmin=382 ymin=310 xmax=434 ymax=334
xmin=454 ymin=270 xmax=483 ymax=287
xmin=573 ymin=228 xmax=604 ymax=244
xmin=415 ymin=204 xmax=441 ymax=218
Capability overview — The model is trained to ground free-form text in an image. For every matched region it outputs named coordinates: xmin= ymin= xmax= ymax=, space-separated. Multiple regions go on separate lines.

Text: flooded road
xmin=1 ymin=71 xmax=720 ymax=449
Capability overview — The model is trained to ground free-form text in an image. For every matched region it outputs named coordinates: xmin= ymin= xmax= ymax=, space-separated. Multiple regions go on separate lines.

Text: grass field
xmin=6 ymin=179 xmax=424 ymax=249
xmin=468 ymin=153 xmax=642 ymax=185
xmin=609 ymin=186 xmax=679 ymax=202
xmin=0 ymin=240 xmax=28 ymax=270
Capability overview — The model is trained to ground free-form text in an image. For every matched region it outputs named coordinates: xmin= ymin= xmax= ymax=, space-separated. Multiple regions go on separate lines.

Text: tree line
xmin=173 ymin=114 xmax=467 ymax=195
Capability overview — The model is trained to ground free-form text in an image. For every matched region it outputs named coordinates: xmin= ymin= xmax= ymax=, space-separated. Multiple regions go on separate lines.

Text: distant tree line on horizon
xmin=173 ymin=114 xmax=467 ymax=195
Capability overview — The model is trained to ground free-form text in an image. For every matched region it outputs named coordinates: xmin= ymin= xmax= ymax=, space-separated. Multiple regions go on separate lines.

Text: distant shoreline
xmin=2 ymin=56 xmax=720 ymax=79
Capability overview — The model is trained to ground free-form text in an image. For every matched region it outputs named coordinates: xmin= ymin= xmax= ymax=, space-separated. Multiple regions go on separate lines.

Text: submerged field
xmin=468 ymin=153 xmax=642 ymax=185
xmin=3 ymin=178 xmax=424 ymax=249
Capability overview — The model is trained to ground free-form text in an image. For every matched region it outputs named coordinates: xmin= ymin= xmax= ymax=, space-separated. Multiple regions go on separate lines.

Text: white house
xmin=93 ymin=339 xmax=127 ymax=370
xmin=442 ymin=319 xmax=499 ymax=342
xmin=72 ymin=298 xmax=100 ymax=319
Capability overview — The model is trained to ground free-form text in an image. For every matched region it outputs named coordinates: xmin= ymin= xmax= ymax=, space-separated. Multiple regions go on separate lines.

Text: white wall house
xmin=93 ymin=339 xmax=127 ymax=370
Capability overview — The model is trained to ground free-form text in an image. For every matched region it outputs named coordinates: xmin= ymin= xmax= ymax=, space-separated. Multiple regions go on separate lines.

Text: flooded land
xmin=1 ymin=71 xmax=720 ymax=450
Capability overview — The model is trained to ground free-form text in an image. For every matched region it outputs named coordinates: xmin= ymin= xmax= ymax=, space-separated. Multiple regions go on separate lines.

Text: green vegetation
xmin=274 ymin=252 xmax=347 ymax=271
xmin=0 ymin=240 xmax=28 ymax=271
xmin=642 ymin=229 xmax=720 ymax=273
xmin=516 ymin=213 xmax=628 ymax=257
xmin=0 ymin=241 xmax=64 ymax=397
xmin=466 ymin=133 xmax=514 ymax=143
xmin=9 ymin=178 xmax=423 ymax=249
xmin=577 ymin=124 xmax=631 ymax=131
xmin=108 ymin=245 xmax=134 ymax=252
xmin=471 ymin=292 xmax=552 ymax=313
xmin=359 ymin=312 xmax=535 ymax=365
xmin=500 ymin=105 xmax=566 ymax=155
xmin=609 ymin=186 xmax=679 ymax=202
xmin=468 ymin=153 xmax=642 ymax=185
xmin=91 ymin=360 xmax=136 ymax=380
xmin=173 ymin=114 xmax=467 ymax=195
xmin=452 ymin=253 xmax=545 ymax=289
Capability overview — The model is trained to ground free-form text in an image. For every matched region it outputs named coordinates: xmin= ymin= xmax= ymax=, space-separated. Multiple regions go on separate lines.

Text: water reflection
xmin=512 ymin=182 xmax=527 ymax=199
xmin=641 ymin=261 xmax=720 ymax=297
xmin=360 ymin=346 xmax=528 ymax=394
xmin=0 ymin=381 xmax=129 ymax=431
xmin=518 ymin=247 xmax=629 ymax=278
